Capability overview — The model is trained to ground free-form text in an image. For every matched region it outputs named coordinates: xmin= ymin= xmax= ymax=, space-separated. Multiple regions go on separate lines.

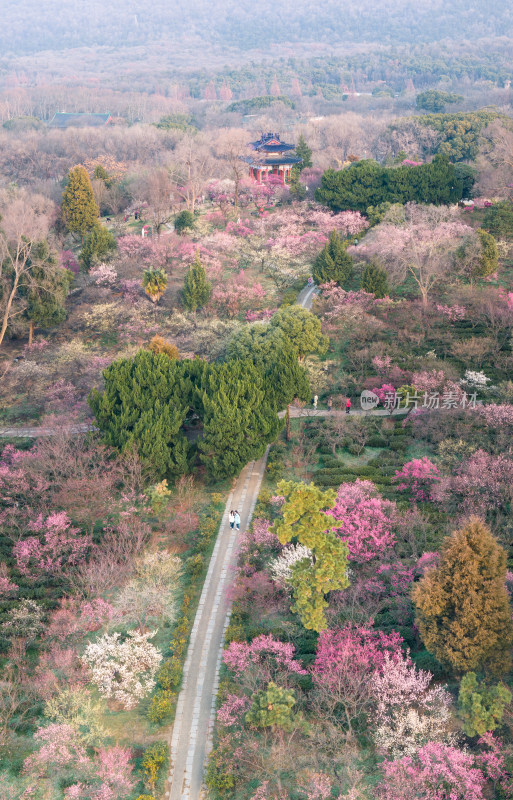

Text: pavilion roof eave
xmin=243 ymin=156 xmax=303 ymax=166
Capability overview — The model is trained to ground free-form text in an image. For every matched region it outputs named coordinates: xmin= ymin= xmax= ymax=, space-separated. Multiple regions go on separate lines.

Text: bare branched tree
xmin=0 ymin=188 xmax=55 ymax=347
xmin=170 ymin=133 xmax=215 ymax=213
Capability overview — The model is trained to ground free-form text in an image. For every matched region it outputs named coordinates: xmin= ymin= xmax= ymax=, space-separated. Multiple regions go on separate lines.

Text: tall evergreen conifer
xmin=413 ymin=518 xmax=513 ymax=676
xmin=61 ymin=165 xmax=99 ymax=239
xmin=227 ymin=325 xmax=310 ymax=410
xmin=270 ymin=306 xmax=328 ymax=361
xmin=24 ymin=243 xmax=73 ymax=344
xmin=476 ymin=229 xmax=499 ymax=278
xmin=199 ymin=360 xmax=281 ymax=480
xmin=313 ymin=229 xmax=353 ymax=286
xmin=79 ymin=224 xmax=116 ymax=270
xmin=295 ymin=134 xmax=312 ymax=171
xmin=182 ymin=252 xmax=212 ymax=312
xmin=361 ymin=262 xmax=389 ymax=298
xmin=89 ymin=350 xmax=195 ymax=478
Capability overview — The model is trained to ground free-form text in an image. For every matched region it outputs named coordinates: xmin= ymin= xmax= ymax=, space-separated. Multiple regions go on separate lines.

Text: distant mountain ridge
xmin=2 ymin=0 xmax=513 ymax=57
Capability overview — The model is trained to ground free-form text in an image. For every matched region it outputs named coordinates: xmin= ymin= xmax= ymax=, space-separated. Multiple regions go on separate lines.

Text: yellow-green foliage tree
xmin=413 ymin=517 xmax=513 ymax=676
xmin=271 ymin=480 xmax=349 ymax=631
xmin=148 ymin=334 xmax=180 ymax=360
xmin=143 ymin=266 xmax=168 ymax=304
xmin=61 ymin=165 xmax=99 ymax=238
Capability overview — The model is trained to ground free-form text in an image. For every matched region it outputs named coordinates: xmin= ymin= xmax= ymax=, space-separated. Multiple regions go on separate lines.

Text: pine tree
xmin=182 ymin=252 xmax=211 ymax=312
xmin=24 ymin=243 xmax=73 ymax=345
xmin=88 ymin=350 xmax=195 ymax=478
xmin=61 ymin=165 xmax=99 ymax=239
xmin=475 ymin=229 xmax=499 ymax=278
xmin=246 ymin=682 xmax=298 ymax=731
xmin=79 ymin=223 xmax=116 ymax=270
xmin=413 ymin=518 xmax=513 ymax=676
xmin=271 ymin=480 xmax=350 ymax=631
xmin=313 ymin=229 xmax=353 ymax=287
xmin=174 ymin=210 xmax=195 ymax=235
xmin=295 ymin=133 xmax=312 ymax=171
xmin=227 ymin=325 xmax=310 ymax=410
xmin=199 ymin=359 xmax=281 ymax=480
xmin=269 ymin=305 xmax=329 ymax=361
xmin=143 ymin=266 xmax=168 ymax=304
xmin=289 ymin=166 xmax=307 ymax=200
xmin=457 ymin=672 xmax=512 ymax=736
xmin=361 ymin=261 xmax=389 ymax=298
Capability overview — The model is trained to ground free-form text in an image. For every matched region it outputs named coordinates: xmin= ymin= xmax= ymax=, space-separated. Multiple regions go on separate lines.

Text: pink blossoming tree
xmin=378 ymin=742 xmax=486 ymax=800
xmin=13 ymin=511 xmax=91 ymax=580
xmin=330 ymin=480 xmax=396 ymax=562
xmin=393 ymin=458 xmax=441 ymax=501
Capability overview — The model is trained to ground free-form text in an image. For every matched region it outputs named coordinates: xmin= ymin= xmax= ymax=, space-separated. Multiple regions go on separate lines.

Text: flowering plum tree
xmin=357 ymin=204 xmax=474 ymax=305
xmin=433 ymin=450 xmax=513 ymax=517
xmin=81 ymin=630 xmax=162 ymax=709
xmin=330 ymin=479 xmax=396 ymax=562
xmin=373 ymin=652 xmax=453 ymax=757
xmin=378 ymin=743 xmax=486 ymax=800
xmin=312 ymin=624 xmax=403 ymax=738
xmin=269 ymin=543 xmax=313 ymax=587
xmin=393 ymin=458 xmax=441 ymax=501
xmin=13 ymin=512 xmax=91 ymax=580
xmin=223 ymin=634 xmax=306 ymax=691
xmin=210 ymin=270 xmax=266 ymax=317
xmin=217 ymin=694 xmax=250 ymax=727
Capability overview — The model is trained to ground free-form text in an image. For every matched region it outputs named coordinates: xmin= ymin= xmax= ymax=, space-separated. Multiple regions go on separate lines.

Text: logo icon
xmin=360 ymin=390 xmax=379 ymax=411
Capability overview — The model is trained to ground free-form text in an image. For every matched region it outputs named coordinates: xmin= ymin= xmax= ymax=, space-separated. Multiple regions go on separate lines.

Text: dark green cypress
xmin=295 ymin=133 xmax=312 ymax=171
xmin=361 ymin=262 xmax=389 ymax=298
xmin=199 ymin=360 xmax=282 ymax=480
xmin=313 ymin=229 xmax=353 ymax=286
xmin=182 ymin=251 xmax=212 ymax=312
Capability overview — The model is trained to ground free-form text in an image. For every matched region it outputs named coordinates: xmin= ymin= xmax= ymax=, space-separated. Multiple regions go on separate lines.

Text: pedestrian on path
xmin=346 ymin=397 xmax=351 ymax=414
xmin=327 ymin=396 xmax=333 ymax=412
xmin=313 ymin=394 xmax=318 ymax=410
xmin=229 ymin=510 xmax=235 ymax=529
xmin=234 ymin=510 xmax=241 ymax=531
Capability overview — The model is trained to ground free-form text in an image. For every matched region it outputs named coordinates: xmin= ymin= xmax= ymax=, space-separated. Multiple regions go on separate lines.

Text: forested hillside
xmin=2 ymin=0 xmax=513 ymax=56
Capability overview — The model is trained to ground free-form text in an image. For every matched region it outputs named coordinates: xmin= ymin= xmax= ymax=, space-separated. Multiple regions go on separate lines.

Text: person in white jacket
xmin=229 ymin=510 xmax=235 ymax=529
xmin=234 ymin=511 xmax=241 ymax=531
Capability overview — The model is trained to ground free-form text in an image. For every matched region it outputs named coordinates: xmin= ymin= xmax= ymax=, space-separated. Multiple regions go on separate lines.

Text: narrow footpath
xmin=166 ymin=452 xmax=269 ymax=800
xmin=166 ymin=282 xmax=319 ymax=800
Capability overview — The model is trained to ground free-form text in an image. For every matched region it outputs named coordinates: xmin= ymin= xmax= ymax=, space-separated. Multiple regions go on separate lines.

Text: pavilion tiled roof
xmin=250 ymin=132 xmax=296 ymax=153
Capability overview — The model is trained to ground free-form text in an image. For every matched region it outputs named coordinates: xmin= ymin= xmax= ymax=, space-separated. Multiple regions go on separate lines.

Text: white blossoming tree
xmin=269 ymin=543 xmax=313 ymax=588
xmin=81 ymin=630 xmax=162 ymax=709
xmin=372 ymin=652 xmax=453 ymax=758
xmin=114 ymin=550 xmax=182 ymax=630
xmin=463 ymin=369 xmax=490 ymax=387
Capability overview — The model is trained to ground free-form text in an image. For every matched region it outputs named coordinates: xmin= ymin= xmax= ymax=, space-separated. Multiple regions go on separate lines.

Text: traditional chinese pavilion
xmin=245 ymin=132 xmax=302 ymax=184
